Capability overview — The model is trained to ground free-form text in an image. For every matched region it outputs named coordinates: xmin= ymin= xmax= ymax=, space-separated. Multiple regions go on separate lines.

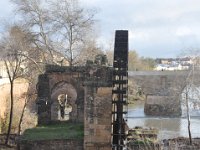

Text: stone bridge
xmin=129 ymin=70 xmax=200 ymax=116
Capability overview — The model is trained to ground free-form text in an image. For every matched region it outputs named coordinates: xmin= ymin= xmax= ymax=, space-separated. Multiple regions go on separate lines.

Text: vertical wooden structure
xmin=112 ymin=30 xmax=129 ymax=150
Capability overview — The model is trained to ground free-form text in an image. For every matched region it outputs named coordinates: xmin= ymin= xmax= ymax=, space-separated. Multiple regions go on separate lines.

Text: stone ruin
xmin=36 ymin=55 xmax=113 ymax=150
xmin=35 ymin=30 xmax=130 ymax=150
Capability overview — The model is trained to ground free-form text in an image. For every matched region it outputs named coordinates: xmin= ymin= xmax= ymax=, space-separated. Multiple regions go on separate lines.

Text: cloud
xmin=82 ymin=0 xmax=200 ymax=57
xmin=176 ymin=27 xmax=192 ymax=37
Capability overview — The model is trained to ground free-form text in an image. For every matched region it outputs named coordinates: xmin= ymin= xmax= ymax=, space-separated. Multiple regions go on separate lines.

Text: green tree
xmin=128 ymin=50 xmax=155 ymax=71
xmin=140 ymin=57 xmax=156 ymax=70
xmin=105 ymin=50 xmax=155 ymax=70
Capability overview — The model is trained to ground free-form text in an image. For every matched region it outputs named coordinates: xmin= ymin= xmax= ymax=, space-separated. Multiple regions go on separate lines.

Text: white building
xmin=154 ymin=63 xmax=189 ymax=71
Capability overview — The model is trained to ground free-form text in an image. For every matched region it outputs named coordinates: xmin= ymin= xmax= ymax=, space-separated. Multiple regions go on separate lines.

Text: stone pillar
xmin=144 ymin=95 xmax=182 ymax=116
xmin=37 ymin=74 xmax=51 ymax=125
xmin=84 ymin=86 xmax=112 ymax=150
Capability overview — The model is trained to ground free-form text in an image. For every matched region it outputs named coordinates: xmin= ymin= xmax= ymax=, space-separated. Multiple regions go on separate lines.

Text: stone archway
xmin=51 ymin=81 xmax=77 ymax=121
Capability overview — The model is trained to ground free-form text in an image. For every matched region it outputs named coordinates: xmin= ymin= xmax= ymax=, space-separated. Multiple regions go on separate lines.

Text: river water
xmin=127 ymin=101 xmax=200 ymax=140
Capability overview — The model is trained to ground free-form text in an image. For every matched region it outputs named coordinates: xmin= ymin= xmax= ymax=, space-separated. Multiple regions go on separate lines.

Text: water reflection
xmin=128 ymin=101 xmax=200 ymax=140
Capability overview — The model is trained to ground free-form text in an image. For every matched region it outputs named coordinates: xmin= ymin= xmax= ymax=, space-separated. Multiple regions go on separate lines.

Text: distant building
xmin=154 ymin=64 xmax=168 ymax=71
xmin=154 ymin=64 xmax=185 ymax=71
xmin=155 ymin=57 xmax=193 ymax=71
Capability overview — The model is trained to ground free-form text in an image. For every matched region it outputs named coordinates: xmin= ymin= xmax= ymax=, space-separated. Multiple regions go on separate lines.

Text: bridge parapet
xmin=129 ymin=71 xmax=188 ymax=95
xmin=129 ymin=70 xmax=189 ymax=76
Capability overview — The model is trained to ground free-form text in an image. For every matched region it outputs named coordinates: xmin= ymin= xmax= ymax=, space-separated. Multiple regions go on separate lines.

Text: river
xmin=127 ymin=101 xmax=200 ymax=140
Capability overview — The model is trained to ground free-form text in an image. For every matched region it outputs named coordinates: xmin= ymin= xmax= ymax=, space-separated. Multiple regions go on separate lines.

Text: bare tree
xmin=1 ymin=29 xmax=25 ymax=145
xmin=105 ymin=50 xmax=113 ymax=66
xmin=0 ymin=25 xmax=41 ymax=145
xmin=181 ymin=52 xmax=200 ymax=145
xmin=11 ymin=0 xmax=55 ymax=64
xmin=12 ymin=0 xmax=97 ymax=66
xmin=49 ymin=0 xmax=96 ymax=66
xmin=76 ymin=39 xmax=103 ymax=65
xmin=11 ymin=27 xmax=41 ymax=139
xmin=182 ymin=69 xmax=194 ymax=145
xmin=17 ymin=83 xmax=37 ymax=135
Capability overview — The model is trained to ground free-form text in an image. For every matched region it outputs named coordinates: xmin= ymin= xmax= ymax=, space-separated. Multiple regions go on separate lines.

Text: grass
xmin=20 ymin=121 xmax=84 ymax=141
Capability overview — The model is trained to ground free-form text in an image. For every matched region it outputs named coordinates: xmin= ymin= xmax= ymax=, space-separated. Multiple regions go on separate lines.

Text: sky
xmin=81 ymin=0 xmax=200 ymax=58
xmin=1 ymin=0 xmax=200 ymax=58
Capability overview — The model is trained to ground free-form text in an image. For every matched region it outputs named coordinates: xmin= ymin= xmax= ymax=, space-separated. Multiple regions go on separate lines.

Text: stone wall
xmin=20 ymin=139 xmax=83 ymax=150
xmin=129 ymin=71 xmax=188 ymax=95
xmin=0 ymin=82 xmax=29 ymax=120
xmin=0 ymin=82 xmax=35 ymax=133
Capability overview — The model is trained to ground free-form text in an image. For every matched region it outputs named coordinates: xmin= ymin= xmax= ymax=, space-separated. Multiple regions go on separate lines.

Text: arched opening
xmin=51 ymin=82 xmax=77 ymax=121
xmin=57 ymin=94 xmax=72 ymax=120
